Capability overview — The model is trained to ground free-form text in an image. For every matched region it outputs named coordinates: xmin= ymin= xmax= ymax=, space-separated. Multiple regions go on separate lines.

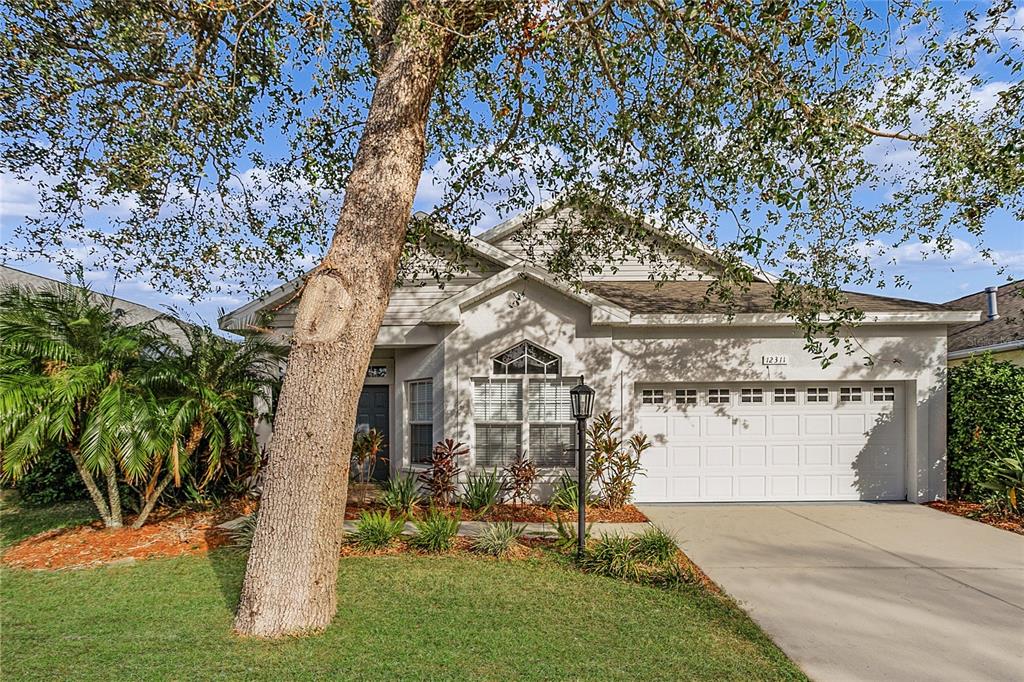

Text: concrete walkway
xmin=641 ymin=502 xmax=1024 ymax=682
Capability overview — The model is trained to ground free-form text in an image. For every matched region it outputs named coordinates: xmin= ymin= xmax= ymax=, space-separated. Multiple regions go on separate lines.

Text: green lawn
xmin=1 ymin=497 xmax=806 ymax=681
xmin=0 ymin=490 xmax=97 ymax=549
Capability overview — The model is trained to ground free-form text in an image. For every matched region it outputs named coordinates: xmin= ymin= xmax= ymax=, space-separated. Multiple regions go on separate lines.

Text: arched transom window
xmin=492 ymin=341 xmax=561 ymax=375
xmin=474 ymin=341 xmax=577 ymax=470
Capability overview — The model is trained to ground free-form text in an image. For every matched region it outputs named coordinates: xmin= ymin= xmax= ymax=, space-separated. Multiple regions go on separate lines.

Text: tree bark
xmin=233 ymin=19 xmax=455 ymax=638
xmin=131 ymin=471 xmax=173 ymax=529
xmin=68 ymin=445 xmax=113 ymax=526
xmin=106 ymin=467 xmax=123 ymax=528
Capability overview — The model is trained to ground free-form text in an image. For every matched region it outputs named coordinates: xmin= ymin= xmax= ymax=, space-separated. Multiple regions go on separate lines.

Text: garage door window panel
xmin=708 ymin=388 xmax=731 ymax=405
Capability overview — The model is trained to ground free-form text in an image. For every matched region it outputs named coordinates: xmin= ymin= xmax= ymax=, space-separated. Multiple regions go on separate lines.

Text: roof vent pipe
xmin=986 ymin=286 xmax=1000 ymax=321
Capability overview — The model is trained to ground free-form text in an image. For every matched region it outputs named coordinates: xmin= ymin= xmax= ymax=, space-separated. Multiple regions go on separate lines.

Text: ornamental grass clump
xmin=350 ymin=510 xmax=406 ymax=550
xmin=409 ymin=507 xmax=460 ymax=552
xmin=579 ymin=527 xmax=692 ymax=587
xmin=380 ymin=473 xmax=421 ymax=516
xmin=472 ymin=521 xmax=527 ymax=557
xmin=461 ymin=468 xmax=501 ymax=513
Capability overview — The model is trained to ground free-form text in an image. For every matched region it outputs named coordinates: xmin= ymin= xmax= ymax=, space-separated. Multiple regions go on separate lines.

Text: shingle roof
xmin=584 ymin=280 xmax=953 ymax=315
xmin=0 ymin=265 xmax=192 ymax=346
xmin=945 ymin=280 xmax=1024 ymax=352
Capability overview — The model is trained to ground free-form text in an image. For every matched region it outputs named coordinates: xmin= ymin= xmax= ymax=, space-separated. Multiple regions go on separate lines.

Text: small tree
xmin=350 ymin=427 xmax=387 ymax=502
xmin=0 ymin=283 xmax=165 ymax=528
xmin=587 ymin=412 xmax=650 ymax=510
xmin=138 ymin=323 xmax=282 ymax=524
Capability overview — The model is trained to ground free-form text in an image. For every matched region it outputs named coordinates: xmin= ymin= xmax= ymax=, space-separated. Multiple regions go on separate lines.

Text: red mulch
xmin=927 ymin=500 xmax=1024 ymax=536
xmin=343 ymin=501 xmax=648 ymax=523
xmin=2 ymin=499 xmax=254 ymax=571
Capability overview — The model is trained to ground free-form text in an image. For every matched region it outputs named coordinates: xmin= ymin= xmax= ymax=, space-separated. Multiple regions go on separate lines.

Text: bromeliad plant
xmin=417 ymin=438 xmax=467 ymax=507
xmin=0 ymin=282 xmax=166 ymax=528
xmin=587 ymin=412 xmax=650 ymax=509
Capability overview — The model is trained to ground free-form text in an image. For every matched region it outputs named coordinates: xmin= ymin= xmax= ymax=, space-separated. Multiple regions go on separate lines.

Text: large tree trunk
xmin=233 ymin=19 xmax=455 ymax=638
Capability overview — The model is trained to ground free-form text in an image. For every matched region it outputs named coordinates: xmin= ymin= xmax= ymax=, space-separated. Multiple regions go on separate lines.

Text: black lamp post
xmin=569 ymin=378 xmax=595 ymax=560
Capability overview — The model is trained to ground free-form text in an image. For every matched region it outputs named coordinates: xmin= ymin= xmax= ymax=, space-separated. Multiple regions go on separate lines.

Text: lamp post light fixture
xmin=569 ymin=379 xmax=595 ymax=560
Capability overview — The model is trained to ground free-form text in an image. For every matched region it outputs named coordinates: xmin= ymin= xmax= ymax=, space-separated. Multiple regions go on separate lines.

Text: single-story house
xmin=0 ymin=264 xmax=191 ymax=347
xmin=945 ymin=280 xmax=1023 ymax=366
xmin=220 ymin=202 xmax=981 ymax=504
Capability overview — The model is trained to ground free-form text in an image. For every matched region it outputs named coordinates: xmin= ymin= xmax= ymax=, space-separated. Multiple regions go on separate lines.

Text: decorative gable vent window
xmin=492 ymin=341 xmax=561 ymax=375
xmin=642 ymin=389 xmax=665 ymax=405
xmin=740 ymin=388 xmax=763 ymax=404
xmin=840 ymin=387 xmax=863 ymax=403
xmin=873 ymin=386 xmax=896 ymax=402
xmin=408 ymin=380 xmax=433 ymax=464
xmin=708 ymin=388 xmax=730 ymax=404
xmin=676 ymin=388 xmax=697 ymax=405
xmin=474 ymin=342 xmax=576 ymax=469
xmin=806 ymin=387 xmax=830 ymax=403
xmin=773 ymin=388 xmax=797 ymax=403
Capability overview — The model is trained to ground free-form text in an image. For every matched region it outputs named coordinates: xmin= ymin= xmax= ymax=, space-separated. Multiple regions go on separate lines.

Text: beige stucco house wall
xmin=221 ymin=202 xmax=980 ymax=504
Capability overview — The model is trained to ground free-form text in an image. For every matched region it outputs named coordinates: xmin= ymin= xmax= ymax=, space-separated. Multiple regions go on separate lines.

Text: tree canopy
xmin=2 ymin=0 xmax=1021 ymax=316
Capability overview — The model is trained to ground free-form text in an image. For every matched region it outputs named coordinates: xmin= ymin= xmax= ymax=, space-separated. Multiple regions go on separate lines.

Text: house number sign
xmin=762 ymin=354 xmax=789 ymax=366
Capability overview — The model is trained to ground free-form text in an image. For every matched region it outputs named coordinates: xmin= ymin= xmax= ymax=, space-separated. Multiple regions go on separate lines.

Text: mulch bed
xmin=343 ymin=501 xmax=649 ymax=524
xmin=339 ymin=535 xmax=552 ymax=560
xmin=2 ymin=499 xmax=254 ymax=571
xmin=927 ymin=500 xmax=1024 ymax=535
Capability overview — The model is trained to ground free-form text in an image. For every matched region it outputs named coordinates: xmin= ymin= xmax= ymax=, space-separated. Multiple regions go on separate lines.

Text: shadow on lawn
xmin=204 ymin=527 xmax=246 ymax=613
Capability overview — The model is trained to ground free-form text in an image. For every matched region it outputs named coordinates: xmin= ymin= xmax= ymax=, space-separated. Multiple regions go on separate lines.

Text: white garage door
xmin=634 ymin=382 xmax=906 ymax=502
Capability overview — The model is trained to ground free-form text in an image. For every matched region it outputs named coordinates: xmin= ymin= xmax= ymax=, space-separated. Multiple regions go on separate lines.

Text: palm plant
xmin=141 ymin=322 xmax=282 ymax=518
xmin=0 ymin=282 xmax=165 ymax=528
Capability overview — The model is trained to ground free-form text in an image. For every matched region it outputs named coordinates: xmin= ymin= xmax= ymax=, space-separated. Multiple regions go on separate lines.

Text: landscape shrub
xmin=13 ymin=450 xmax=86 ymax=507
xmin=380 ymin=473 xmax=421 ymax=516
xmin=980 ymin=448 xmax=1024 ymax=515
xmin=350 ymin=510 xmax=406 ymax=549
xmin=417 ymin=439 xmax=467 ymax=506
xmin=579 ymin=528 xmax=690 ymax=587
xmin=229 ymin=513 xmax=258 ymax=550
xmin=471 ymin=521 xmax=526 ymax=557
xmin=551 ymin=514 xmax=592 ymax=552
xmin=502 ymin=452 xmax=537 ymax=505
xmin=409 ymin=507 xmax=461 ymax=552
xmin=587 ymin=412 xmax=650 ymax=509
xmin=550 ymin=471 xmax=595 ymax=510
xmin=462 ymin=468 xmax=501 ymax=512
xmin=948 ymin=356 xmax=1024 ymax=501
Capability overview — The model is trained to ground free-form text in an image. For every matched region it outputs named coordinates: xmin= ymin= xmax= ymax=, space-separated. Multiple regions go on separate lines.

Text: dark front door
xmin=355 ymin=385 xmax=390 ymax=482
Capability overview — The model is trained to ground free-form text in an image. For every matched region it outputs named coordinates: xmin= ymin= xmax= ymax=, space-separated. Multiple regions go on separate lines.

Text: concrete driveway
xmin=640 ymin=502 xmax=1024 ymax=682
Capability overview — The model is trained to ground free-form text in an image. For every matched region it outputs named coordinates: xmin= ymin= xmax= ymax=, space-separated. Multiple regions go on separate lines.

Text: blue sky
xmin=1 ymin=2 xmax=1022 ymax=327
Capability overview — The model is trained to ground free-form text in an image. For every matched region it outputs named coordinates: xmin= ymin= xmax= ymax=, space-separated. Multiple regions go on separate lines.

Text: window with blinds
xmin=408 ymin=379 xmax=433 ymax=464
xmin=473 ymin=376 xmax=576 ymax=468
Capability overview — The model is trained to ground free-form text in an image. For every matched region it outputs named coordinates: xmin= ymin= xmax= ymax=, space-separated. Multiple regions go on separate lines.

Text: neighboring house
xmin=0 ymin=264 xmax=191 ymax=347
xmin=945 ymin=280 xmax=1024 ymax=366
xmin=220 ymin=202 xmax=981 ymax=504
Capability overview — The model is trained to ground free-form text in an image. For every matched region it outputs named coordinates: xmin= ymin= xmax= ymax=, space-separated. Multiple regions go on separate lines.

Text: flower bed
xmin=927 ymin=500 xmax=1024 ymax=535
xmin=342 ymin=501 xmax=649 ymax=523
xmin=2 ymin=499 xmax=253 ymax=570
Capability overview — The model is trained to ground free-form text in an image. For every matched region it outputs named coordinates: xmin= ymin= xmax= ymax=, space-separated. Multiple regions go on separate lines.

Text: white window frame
xmin=708 ymin=388 xmax=731 ymax=404
xmin=473 ymin=374 xmax=578 ymax=470
xmin=840 ymin=386 xmax=863 ymax=403
xmin=806 ymin=387 xmax=830 ymax=403
xmin=773 ymin=387 xmax=797 ymax=404
xmin=407 ymin=379 xmax=433 ymax=466
xmin=872 ymin=386 xmax=896 ymax=402
xmin=642 ymin=388 xmax=665 ymax=405
xmin=675 ymin=388 xmax=697 ymax=405
xmin=740 ymin=388 xmax=764 ymax=404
